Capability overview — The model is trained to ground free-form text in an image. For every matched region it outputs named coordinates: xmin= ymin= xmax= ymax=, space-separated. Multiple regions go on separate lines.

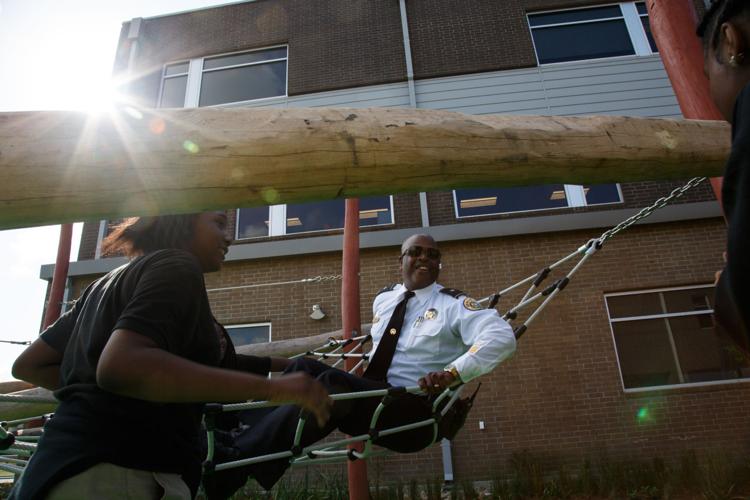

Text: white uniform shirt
xmin=369 ymin=282 xmax=516 ymax=387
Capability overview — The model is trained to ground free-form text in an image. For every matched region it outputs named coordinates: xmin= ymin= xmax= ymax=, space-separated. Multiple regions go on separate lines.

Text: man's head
xmin=399 ymin=234 xmax=441 ymax=291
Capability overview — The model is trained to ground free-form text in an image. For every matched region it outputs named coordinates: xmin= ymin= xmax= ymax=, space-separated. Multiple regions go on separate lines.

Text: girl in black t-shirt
xmin=698 ymin=1 xmax=750 ymax=351
xmin=10 ymin=212 xmax=331 ymax=499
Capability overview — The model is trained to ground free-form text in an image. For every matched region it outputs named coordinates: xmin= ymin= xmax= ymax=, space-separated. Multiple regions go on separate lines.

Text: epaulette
xmin=439 ymin=287 xmax=466 ymax=299
xmin=376 ymin=284 xmax=399 ymax=297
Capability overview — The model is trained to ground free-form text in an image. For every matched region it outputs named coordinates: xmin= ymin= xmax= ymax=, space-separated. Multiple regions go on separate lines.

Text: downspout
xmin=399 ymin=0 xmax=430 ymax=228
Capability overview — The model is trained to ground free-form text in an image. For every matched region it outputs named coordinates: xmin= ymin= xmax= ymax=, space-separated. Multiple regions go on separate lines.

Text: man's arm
xmin=419 ymin=298 xmax=516 ymax=394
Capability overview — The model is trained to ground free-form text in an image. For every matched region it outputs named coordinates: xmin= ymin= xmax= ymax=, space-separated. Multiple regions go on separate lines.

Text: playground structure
xmin=0 ymin=0 xmax=742 ymax=497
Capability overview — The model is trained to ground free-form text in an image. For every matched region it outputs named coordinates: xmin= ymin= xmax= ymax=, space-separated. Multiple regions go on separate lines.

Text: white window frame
xmin=527 ymin=1 xmax=656 ymax=67
xmin=224 ymin=321 xmax=272 ymax=346
xmin=604 ymin=284 xmax=750 ymax=393
xmin=452 ymin=184 xmax=623 ymax=219
xmin=234 ymin=196 xmax=396 ymax=240
xmin=157 ymin=45 xmax=289 ymax=108
xmin=633 ymin=1 xmax=656 ymax=52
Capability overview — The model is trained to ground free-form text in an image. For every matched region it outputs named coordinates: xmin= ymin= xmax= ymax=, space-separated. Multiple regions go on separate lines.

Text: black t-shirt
xmin=716 ymin=82 xmax=750 ymax=350
xmin=13 ymin=249 xmax=220 ymax=499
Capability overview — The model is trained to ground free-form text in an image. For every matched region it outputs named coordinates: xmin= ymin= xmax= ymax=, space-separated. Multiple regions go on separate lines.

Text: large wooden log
xmin=235 ymin=324 xmax=371 ymax=358
xmin=0 ymin=108 xmax=729 ymax=230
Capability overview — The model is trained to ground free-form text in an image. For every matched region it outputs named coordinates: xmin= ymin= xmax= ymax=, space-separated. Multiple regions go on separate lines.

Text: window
xmin=528 ymin=2 xmax=656 ymax=65
xmin=158 ymin=46 xmax=288 ymax=108
xmin=160 ymin=62 xmax=189 ymax=108
xmin=225 ymin=323 xmax=271 ymax=349
xmin=605 ymin=285 xmax=750 ymax=391
xmin=454 ymin=184 xmax=621 ymax=218
xmin=236 ymin=196 xmax=394 ymax=239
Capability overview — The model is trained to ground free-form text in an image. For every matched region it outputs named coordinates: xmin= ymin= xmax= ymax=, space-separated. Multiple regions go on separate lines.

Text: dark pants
xmin=207 ymin=358 xmax=436 ymax=498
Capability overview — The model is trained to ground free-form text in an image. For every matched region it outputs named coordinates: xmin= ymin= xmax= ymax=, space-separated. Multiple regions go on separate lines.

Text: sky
xmin=0 ymin=0 xmax=232 ymax=381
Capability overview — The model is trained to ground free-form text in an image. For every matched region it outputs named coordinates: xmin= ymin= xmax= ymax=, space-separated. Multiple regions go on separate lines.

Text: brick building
xmin=41 ymin=0 xmax=749 ymax=487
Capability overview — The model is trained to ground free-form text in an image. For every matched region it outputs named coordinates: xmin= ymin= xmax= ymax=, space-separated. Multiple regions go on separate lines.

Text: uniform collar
xmin=398 ymin=282 xmax=437 ymax=304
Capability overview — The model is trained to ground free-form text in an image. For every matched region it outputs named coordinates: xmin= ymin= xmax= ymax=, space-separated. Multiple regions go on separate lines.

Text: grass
xmin=205 ymin=449 xmax=750 ymax=499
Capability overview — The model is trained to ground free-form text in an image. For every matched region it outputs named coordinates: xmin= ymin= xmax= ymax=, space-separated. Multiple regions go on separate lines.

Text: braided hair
xmin=697 ymin=0 xmax=750 ymax=51
xmin=102 ymin=214 xmax=199 ymax=257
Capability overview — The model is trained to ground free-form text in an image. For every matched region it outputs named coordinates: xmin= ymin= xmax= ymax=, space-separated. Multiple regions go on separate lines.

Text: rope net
xmin=0 ymin=176 xmax=707 ymax=484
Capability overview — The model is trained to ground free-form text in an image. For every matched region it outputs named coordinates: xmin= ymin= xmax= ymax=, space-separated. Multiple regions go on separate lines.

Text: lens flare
xmin=149 ymin=117 xmax=166 ymax=135
xmin=183 ymin=140 xmax=200 ymax=154
xmin=261 ymin=187 xmax=280 ymax=204
xmin=123 ymin=107 xmax=143 ymax=120
xmin=636 ymin=407 xmax=649 ymax=422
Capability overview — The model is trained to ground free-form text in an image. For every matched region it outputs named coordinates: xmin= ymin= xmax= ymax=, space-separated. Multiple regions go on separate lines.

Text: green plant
xmin=460 ymin=479 xmax=478 ymax=499
xmin=490 ymin=476 xmax=511 ymax=500
xmin=576 ymin=458 xmax=599 ymax=497
xmin=701 ymin=454 xmax=735 ymax=500
xmin=509 ymin=450 xmax=545 ymax=498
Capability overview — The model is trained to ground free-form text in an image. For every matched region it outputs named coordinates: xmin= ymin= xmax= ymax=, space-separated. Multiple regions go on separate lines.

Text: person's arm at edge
xmin=12 ymin=338 xmax=63 ymax=391
xmin=233 ymin=354 xmax=292 ymax=373
xmin=98 ymin=329 xmax=331 ymax=426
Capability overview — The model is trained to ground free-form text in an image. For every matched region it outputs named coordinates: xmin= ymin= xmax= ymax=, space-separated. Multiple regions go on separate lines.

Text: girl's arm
xmin=97 ymin=329 xmax=331 ymax=426
xmin=12 ymin=339 xmax=63 ymax=391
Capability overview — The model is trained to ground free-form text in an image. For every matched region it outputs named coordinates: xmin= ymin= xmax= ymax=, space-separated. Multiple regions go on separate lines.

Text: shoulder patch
xmin=439 ymin=287 xmax=466 ymax=299
xmin=376 ymin=284 xmax=398 ymax=297
xmin=463 ymin=296 xmax=483 ymax=311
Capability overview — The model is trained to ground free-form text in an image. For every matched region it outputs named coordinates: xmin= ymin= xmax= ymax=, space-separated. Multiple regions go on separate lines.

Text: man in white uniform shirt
xmin=209 ymin=234 xmax=515 ymax=498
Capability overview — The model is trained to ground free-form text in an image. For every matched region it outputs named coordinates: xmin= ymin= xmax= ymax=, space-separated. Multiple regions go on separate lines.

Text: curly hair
xmin=101 ymin=214 xmax=199 ymax=258
xmin=697 ymin=0 xmax=750 ymax=51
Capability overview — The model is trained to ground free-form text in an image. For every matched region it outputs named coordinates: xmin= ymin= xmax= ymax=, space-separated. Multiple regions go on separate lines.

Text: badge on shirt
xmin=463 ymin=297 xmax=482 ymax=311
xmin=469 ymin=339 xmax=487 ymax=354
xmin=425 ymin=308 xmax=438 ymax=320
xmin=389 ymin=328 xmax=398 ymax=335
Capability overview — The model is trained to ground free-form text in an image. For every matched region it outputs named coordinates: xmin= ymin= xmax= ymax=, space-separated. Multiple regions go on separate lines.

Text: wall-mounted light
xmin=310 ymin=304 xmax=326 ymax=320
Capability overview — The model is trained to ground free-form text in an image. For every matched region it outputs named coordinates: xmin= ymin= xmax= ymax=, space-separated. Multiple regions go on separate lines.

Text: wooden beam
xmin=234 ymin=325 xmax=370 ymax=358
xmin=0 ymin=107 xmax=729 ymax=229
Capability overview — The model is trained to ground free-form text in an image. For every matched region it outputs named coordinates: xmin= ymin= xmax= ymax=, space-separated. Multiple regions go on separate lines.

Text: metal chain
xmin=207 ymin=274 xmax=341 ymax=293
xmin=597 ymin=177 xmax=706 ymax=245
xmin=307 ymin=274 xmax=342 ymax=283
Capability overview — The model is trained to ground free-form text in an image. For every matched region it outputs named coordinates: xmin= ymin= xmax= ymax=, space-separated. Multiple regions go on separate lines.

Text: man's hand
xmin=418 ymin=370 xmax=457 ymax=395
xmin=269 ymin=372 xmax=333 ymax=427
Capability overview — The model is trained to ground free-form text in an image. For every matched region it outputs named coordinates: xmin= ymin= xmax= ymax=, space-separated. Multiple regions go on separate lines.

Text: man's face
xmin=400 ymin=235 xmax=441 ymax=291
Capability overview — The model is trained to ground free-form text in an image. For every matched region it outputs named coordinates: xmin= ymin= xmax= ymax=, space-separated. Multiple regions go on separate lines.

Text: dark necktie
xmin=363 ymin=291 xmax=415 ymax=382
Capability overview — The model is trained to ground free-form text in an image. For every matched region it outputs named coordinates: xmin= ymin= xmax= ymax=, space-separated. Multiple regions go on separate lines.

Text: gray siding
xmin=223 ymin=82 xmax=412 ymax=109
xmin=415 ymin=54 xmax=681 ymax=118
xmin=223 ymin=55 xmax=682 ymax=118
xmin=229 ymin=54 xmax=681 ymax=118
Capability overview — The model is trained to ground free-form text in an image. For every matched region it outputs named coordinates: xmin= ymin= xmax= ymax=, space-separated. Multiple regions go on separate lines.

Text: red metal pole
xmin=646 ymin=0 xmax=724 ymax=202
xmin=42 ymin=223 xmax=73 ymax=329
xmin=341 ymin=198 xmax=369 ymax=500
